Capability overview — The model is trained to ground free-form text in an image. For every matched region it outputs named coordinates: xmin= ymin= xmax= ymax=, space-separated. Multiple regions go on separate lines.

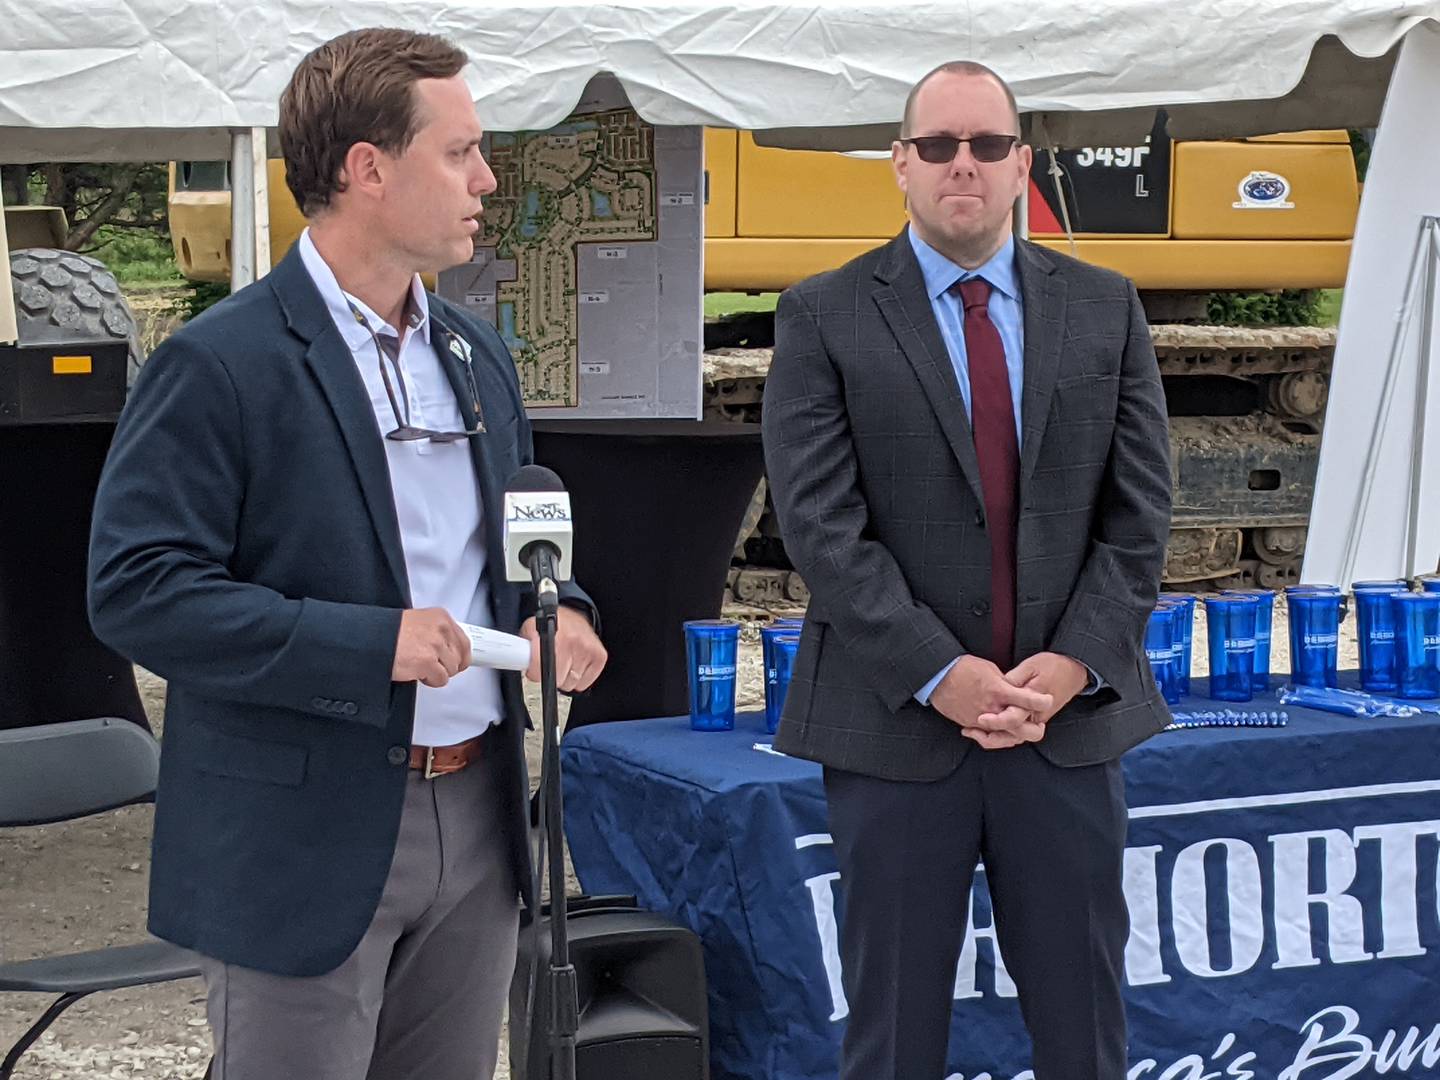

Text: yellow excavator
xmin=166 ymin=122 xmax=1359 ymax=596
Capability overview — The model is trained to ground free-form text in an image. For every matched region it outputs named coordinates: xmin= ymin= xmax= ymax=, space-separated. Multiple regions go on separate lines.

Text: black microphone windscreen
xmin=506 ymin=464 xmax=566 ymax=494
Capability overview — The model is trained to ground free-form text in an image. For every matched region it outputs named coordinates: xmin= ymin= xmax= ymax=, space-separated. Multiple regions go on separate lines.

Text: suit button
xmin=971 ymin=600 xmax=991 ymax=617
xmin=974 ymin=509 xmax=985 ymax=527
xmin=387 ymin=746 xmax=408 ymax=766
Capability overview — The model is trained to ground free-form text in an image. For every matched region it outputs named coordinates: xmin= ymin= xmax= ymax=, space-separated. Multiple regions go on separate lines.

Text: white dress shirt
xmin=299 ymin=229 xmax=503 ymax=745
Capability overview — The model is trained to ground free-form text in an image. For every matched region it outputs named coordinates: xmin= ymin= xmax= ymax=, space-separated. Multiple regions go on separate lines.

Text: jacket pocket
xmin=191 ymin=726 xmax=308 ymax=787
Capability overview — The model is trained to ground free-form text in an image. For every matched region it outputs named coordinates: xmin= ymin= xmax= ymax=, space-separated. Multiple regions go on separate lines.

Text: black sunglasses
xmin=899 ymin=134 xmax=1020 ymax=165
xmin=347 ymin=301 xmax=485 ymax=443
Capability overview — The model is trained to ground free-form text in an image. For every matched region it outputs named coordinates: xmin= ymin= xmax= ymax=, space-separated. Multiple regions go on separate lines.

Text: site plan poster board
xmin=440 ymin=77 xmax=704 ymax=419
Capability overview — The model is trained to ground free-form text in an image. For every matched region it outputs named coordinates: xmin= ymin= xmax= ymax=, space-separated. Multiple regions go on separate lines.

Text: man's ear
xmin=340 ymin=141 xmax=386 ymax=201
xmin=1014 ymin=143 xmax=1034 ymax=202
xmin=891 ymin=141 xmax=909 ymax=197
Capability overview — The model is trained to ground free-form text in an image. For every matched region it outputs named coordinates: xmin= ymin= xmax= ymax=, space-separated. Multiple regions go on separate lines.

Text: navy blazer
xmin=88 ymin=247 xmax=593 ymax=977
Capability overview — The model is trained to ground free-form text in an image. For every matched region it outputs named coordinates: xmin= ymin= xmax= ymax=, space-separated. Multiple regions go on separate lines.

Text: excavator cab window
xmin=176 ymin=161 xmax=229 ymax=193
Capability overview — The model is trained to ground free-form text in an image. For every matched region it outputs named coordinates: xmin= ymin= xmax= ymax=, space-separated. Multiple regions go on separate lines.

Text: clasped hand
xmin=929 ymin=652 xmax=1088 ymax=750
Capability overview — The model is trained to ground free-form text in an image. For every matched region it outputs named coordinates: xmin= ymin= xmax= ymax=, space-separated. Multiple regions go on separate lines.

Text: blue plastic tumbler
xmin=768 ymin=635 xmax=801 ymax=734
xmin=1352 ymin=579 xmax=1407 ymax=591
xmin=1354 ymin=587 xmax=1404 ymax=693
xmin=1392 ymin=593 xmax=1440 ymax=699
xmin=1286 ymin=583 xmax=1343 ymax=621
xmin=684 ymin=620 xmax=739 ymax=731
xmin=1158 ymin=593 xmax=1195 ymax=696
xmin=1287 ymin=591 xmax=1341 ymax=688
xmin=1222 ymin=589 xmax=1275 ymax=691
xmin=1145 ymin=606 xmax=1179 ymax=705
xmin=1205 ymin=595 xmax=1258 ymax=702
xmin=761 ymin=625 xmax=801 ymax=734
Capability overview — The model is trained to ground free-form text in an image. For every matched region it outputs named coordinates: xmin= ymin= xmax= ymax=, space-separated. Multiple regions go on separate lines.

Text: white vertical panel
xmin=0 ymin=184 xmax=16 ymax=345
xmin=250 ymin=127 xmax=271 ymax=279
xmin=1302 ymin=22 xmax=1440 ymax=583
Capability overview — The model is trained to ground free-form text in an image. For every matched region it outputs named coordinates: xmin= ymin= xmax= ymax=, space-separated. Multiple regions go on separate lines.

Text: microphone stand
xmin=534 ymin=552 xmax=577 ymax=1080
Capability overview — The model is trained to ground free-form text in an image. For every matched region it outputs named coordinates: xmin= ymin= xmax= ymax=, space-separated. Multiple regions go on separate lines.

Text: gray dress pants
xmin=200 ymin=750 xmax=521 ymax=1080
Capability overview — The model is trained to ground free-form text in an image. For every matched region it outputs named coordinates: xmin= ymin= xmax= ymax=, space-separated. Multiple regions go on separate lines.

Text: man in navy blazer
xmin=87 ymin=28 xmax=606 ymax=1080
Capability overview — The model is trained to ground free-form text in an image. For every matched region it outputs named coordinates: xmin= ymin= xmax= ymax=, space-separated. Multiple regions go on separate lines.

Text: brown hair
xmin=278 ymin=28 xmax=467 ymax=216
xmin=900 ymin=61 xmax=1021 ymax=139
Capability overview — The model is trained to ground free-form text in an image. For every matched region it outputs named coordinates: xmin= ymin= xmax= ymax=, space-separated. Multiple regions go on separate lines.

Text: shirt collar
xmin=297 ymin=227 xmax=432 ymax=350
xmin=907 ymin=226 xmax=1020 ymax=304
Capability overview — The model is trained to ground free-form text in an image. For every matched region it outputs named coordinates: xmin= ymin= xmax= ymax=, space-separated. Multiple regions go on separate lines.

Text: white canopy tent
xmin=3 ymin=1 xmax=1435 ymax=287
xmin=0 ymin=1 xmax=1433 ymax=151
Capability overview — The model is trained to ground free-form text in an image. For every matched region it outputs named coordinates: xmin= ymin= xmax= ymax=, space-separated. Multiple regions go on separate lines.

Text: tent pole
xmin=230 ymin=129 xmax=256 ymax=290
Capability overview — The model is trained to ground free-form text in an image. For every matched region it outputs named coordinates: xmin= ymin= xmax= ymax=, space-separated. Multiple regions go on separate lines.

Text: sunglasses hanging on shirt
xmin=345 ymin=299 xmax=485 ymax=443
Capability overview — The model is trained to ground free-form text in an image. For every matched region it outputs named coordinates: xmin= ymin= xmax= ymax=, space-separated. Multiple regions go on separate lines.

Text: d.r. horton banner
xmin=561 ymin=706 xmax=1440 ymax=1080
xmin=795 ymin=794 xmax=1440 ymax=1080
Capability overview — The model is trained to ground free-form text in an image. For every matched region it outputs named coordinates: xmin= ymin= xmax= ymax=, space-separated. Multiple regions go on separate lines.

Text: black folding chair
xmin=0 ymin=717 xmax=203 ymax=1080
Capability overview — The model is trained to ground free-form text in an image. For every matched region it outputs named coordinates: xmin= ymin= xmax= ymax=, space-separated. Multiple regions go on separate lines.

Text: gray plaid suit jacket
xmin=762 ymin=230 xmax=1173 ymax=779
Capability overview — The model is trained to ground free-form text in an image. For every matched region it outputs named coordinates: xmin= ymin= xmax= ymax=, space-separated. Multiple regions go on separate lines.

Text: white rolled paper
xmin=460 ymin=623 xmax=533 ymax=671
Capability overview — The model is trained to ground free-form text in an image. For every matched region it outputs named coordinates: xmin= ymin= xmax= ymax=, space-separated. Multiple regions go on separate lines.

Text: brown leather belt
xmin=409 ymin=732 xmax=486 ymax=779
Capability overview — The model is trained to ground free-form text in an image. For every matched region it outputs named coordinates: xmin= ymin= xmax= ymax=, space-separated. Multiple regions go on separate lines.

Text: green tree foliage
xmin=1 ymin=162 xmax=170 ymax=251
xmin=1206 ymin=289 xmax=1323 ymax=327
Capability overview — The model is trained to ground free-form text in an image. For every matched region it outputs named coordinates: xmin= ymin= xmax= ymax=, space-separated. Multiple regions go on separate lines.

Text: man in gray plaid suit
xmin=762 ymin=61 xmax=1173 ymax=1078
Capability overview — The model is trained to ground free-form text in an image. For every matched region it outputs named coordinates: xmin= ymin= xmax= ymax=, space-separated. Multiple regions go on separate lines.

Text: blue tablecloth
xmin=561 ymin=681 xmax=1440 ymax=1080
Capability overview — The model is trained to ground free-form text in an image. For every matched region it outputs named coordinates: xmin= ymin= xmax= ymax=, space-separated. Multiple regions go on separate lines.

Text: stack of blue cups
xmin=1157 ymin=593 xmax=1195 ymax=696
xmin=1352 ymin=579 xmax=1408 ymax=693
xmin=1204 ymin=594 xmax=1259 ymax=702
xmin=1392 ymin=592 xmax=1440 ymax=699
xmin=1145 ymin=605 xmax=1180 ymax=705
xmin=1414 ymin=574 xmax=1440 ymax=595
xmin=1285 ymin=585 xmax=1341 ymax=688
xmin=760 ymin=618 xmax=804 ymax=734
xmin=1221 ymin=588 xmax=1275 ymax=691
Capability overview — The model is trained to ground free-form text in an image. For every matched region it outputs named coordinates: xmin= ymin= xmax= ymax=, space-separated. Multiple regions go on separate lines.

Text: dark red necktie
xmin=955 ymin=278 xmax=1019 ymax=668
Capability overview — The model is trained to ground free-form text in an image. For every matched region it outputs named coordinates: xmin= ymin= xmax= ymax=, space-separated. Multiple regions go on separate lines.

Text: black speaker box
xmin=509 ymin=899 xmax=708 ymax=1080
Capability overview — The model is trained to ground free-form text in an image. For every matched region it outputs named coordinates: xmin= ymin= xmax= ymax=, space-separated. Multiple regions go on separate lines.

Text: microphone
xmin=503 ymin=466 xmax=579 ymax=1075
xmin=503 ymin=465 xmax=574 ymax=614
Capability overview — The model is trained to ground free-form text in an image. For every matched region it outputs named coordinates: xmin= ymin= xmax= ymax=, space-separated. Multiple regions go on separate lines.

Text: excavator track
xmin=704 ymin=322 xmax=1336 ymax=600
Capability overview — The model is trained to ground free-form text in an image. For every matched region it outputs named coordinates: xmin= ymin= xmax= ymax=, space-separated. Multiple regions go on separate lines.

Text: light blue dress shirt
xmin=905 ymin=228 xmax=1100 ymax=706
xmin=907 ymin=227 xmax=1026 ymax=445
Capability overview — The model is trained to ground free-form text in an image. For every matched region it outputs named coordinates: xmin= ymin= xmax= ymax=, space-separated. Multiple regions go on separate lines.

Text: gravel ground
xmin=0 ymin=602 xmax=1358 ymax=1078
